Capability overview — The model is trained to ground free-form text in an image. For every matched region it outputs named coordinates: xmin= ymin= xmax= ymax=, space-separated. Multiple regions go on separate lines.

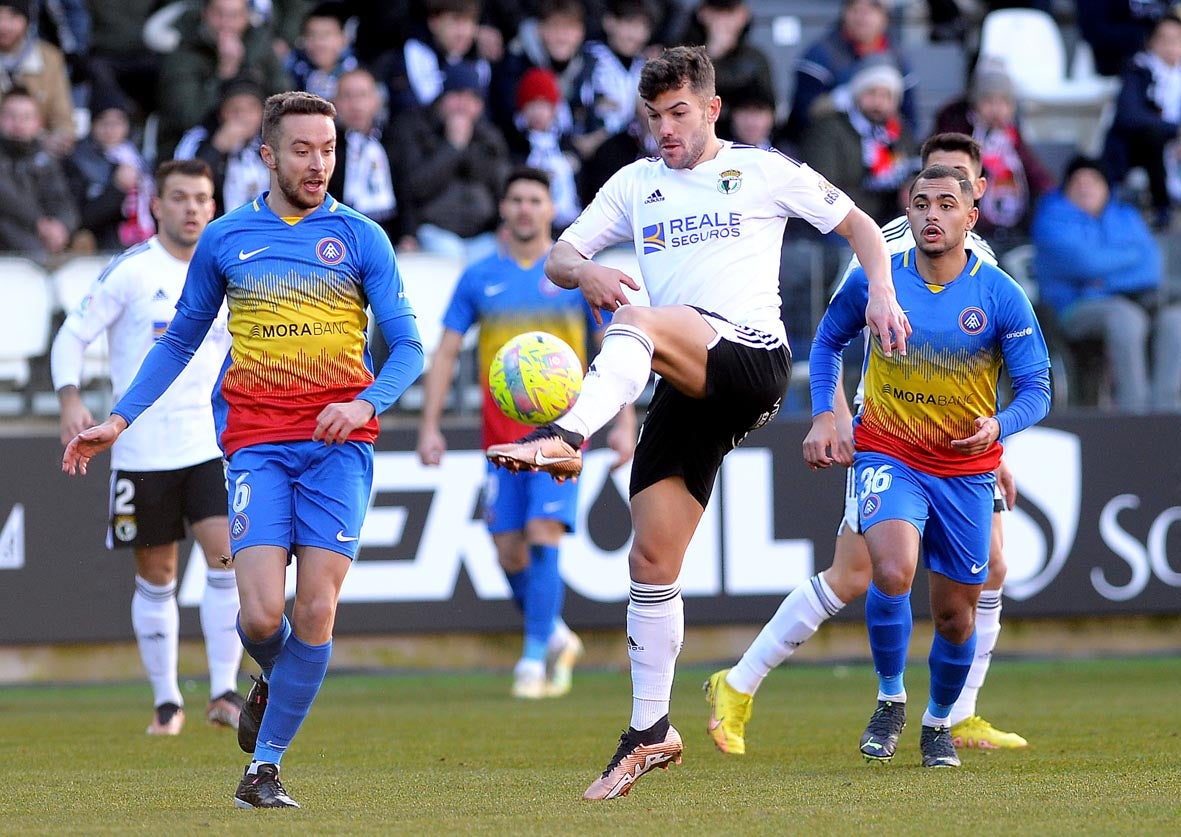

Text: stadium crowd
xmin=3 ymin=0 xmax=1181 ymax=410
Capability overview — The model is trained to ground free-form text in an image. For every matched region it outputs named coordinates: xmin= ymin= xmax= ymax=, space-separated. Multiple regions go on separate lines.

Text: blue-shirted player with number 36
xmin=804 ymin=164 xmax=1051 ymax=769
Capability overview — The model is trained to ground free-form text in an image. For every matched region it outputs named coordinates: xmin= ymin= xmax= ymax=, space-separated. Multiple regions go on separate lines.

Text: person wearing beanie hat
xmin=389 ymin=43 xmax=510 ymax=263
xmin=0 ymin=0 xmax=75 ymax=155
xmin=510 ymin=66 xmax=581 ymax=228
xmin=784 ymin=0 xmax=916 ymax=143
xmin=935 ymin=62 xmax=1055 ymax=249
xmin=799 ymin=56 xmax=918 ymax=224
xmin=517 ymin=66 xmax=562 ymax=110
xmin=65 ymin=86 xmax=155 ymax=251
xmin=1033 ymin=150 xmax=1181 ymax=410
xmin=172 ymin=75 xmax=268 ymax=216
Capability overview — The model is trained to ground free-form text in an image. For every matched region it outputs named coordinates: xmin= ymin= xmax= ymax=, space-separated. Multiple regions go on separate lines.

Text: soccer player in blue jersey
xmin=417 ymin=166 xmax=635 ymax=698
xmin=63 ymin=91 xmax=425 ymax=808
xmin=804 ymin=164 xmax=1051 ymax=768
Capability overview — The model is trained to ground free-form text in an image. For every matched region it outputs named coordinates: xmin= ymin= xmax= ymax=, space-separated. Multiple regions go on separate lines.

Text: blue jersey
xmin=443 ymin=247 xmax=599 ymax=447
xmin=817 ymin=249 xmax=1050 ymax=476
xmin=177 ymin=193 xmax=415 ymax=454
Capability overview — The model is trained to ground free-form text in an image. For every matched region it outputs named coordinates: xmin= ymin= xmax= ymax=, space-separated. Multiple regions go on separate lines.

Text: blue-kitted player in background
xmin=804 ymin=164 xmax=1052 ymax=768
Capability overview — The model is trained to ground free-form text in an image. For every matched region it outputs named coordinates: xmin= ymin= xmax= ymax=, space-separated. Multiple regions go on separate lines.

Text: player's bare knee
xmin=238 ymin=609 xmax=284 ymax=640
xmin=827 ymin=539 xmax=873 ymax=602
xmin=627 ymin=545 xmax=679 ymax=586
xmin=987 ymin=549 xmax=1007 ymax=586
xmin=931 ymin=606 xmax=975 ymax=644
xmin=870 ymin=562 xmax=913 ymax=596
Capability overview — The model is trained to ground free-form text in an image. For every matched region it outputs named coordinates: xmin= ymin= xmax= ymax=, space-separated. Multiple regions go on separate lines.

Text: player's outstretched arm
xmin=545 ymin=241 xmax=640 ymax=326
xmin=832 ymin=207 xmax=910 ymax=357
xmin=62 ymin=415 xmax=128 ymax=476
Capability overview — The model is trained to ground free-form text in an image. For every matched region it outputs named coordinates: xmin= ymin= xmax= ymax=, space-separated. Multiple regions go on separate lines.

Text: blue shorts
xmin=853 ymin=451 xmax=993 ymax=585
xmin=482 ymin=462 xmax=577 ymax=535
xmin=225 ymin=440 xmax=373 ymax=559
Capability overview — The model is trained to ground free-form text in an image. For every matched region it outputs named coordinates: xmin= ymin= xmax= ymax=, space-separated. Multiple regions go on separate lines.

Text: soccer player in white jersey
xmin=51 ymin=159 xmax=243 ymax=736
xmin=705 ymin=132 xmax=1030 ymax=756
xmin=487 ymin=45 xmax=910 ymax=800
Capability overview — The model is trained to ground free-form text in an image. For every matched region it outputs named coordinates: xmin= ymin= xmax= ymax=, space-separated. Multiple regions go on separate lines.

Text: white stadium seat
xmin=0 ymin=257 xmax=54 ymax=412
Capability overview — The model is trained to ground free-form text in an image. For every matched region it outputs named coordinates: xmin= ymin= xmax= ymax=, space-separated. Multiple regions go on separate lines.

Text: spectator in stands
xmin=328 ymin=67 xmax=413 ymax=249
xmin=390 ymin=60 xmax=509 ymax=264
xmin=799 ymin=61 xmax=919 ymax=226
xmin=1077 ymin=0 xmax=1174 ymax=77
xmin=935 ymin=63 xmax=1055 ymax=251
xmin=726 ymin=82 xmax=778 ymax=149
xmin=676 ymin=0 xmax=774 ymax=136
xmin=0 ymin=0 xmax=75 ymax=156
xmin=1103 ymin=13 xmax=1181 ymax=231
xmin=382 ymin=0 xmax=491 ymax=115
xmin=64 ymin=89 xmax=155 ymax=252
xmin=87 ymin=0 xmax=163 ymax=122
xmin=507 ymin=67 xmax=581 ymax=229
xmin=577 ymin=95 xmax=655 ymax=206
xmin=284 ymin=1 xmax=358 ymax=101
xmin=572 ymin=0 xmax=658 ymax=158
xmin=156 ymin=0 xmax=289 ymax=158
xmin=489 ymin=0 xmax=588 ymax=143
xmin=173 ymin=77 xmax=268 ymax=215
xmin=0 ymin=85 xmax=78 ymax=261
xmin=1032 ymin=155 xmax=1181 ymax=411
xmin=783 ymin=0 xmax=917 ymax=144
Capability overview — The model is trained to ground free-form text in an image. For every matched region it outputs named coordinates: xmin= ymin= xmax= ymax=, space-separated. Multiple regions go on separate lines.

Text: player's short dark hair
xmin=910 ymin=163 xmax=974 ymax=200
xmin=155 ymin=158 xmax=214 ymax=194
xmin=639 ymin=45 xmax=715 ymax=102
xmin=920 ymin=132 xmax=982 ymax=175
xmin=261 ymin=91 xmax=336 ymax=148
xmin=503 ymin=166 xmax=552 ymax=198
xmin=608 ymin=0 xmax=659 ymax=24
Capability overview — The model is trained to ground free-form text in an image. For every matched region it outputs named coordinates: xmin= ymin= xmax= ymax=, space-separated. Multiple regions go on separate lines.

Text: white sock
xmin=547 ymin=619 xmax=572 ymax=655
xmin=201 ymin=567 xmax=243 ymax=699
xmin=132 ymin=575 xmax=182 ymax=708
xmin=727 ymin=574 xmax=845 ymax=695
xmin=556 ymin=323 xmax=653 ymax=440
xmin=949 ymin=588 xmax=1002 ymax=726
xmin=922 ymin=708 xmax=951 ymax=728
xmin=627 ymin=581 xmax=684 ymax=731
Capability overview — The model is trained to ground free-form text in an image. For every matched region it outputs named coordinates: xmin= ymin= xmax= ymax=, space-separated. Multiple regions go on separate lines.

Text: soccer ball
xmin=488 ymin=331 xmax=583 ymax=426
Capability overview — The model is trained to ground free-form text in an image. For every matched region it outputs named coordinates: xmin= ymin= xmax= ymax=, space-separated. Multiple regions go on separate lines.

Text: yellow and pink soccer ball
xmin=488 ymin=331 xmax=583 ymax=426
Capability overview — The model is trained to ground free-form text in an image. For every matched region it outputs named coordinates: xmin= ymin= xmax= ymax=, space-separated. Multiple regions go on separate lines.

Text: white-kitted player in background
xmin=51 ymin=158 xmax=243 ymax=736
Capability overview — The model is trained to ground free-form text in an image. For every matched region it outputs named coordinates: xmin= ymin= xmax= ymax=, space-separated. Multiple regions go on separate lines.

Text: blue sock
xmin=523 ymin=544 xmax=563 ymax=662
xmin=237 ymin=613 xmax=291 ymax=680
xmin=927 ymin=629 xmax=977 ymax=721
xmin=505 ymin=567 xmax=531 ymax=615
xmin=865 ymin=583 xmax=912 ymax=698
xmin=252 ymin=633 xmax=332 ymax=766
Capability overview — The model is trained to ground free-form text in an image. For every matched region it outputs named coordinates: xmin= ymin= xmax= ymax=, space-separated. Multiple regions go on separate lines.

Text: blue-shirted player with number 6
xmin=805 ymin=164 xmax=1051 ymax=768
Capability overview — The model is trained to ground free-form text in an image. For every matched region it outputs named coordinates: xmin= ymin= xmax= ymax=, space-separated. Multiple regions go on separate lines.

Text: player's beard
xmin=661 ymin=116 xmax=711 ymax=170
xmin=276 ymin=167 xmax=326 ymax=211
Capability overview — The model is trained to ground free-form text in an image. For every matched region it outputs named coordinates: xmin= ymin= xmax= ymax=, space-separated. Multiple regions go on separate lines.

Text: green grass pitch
xmin=1 ymin=657 xmax=1178 ymax=835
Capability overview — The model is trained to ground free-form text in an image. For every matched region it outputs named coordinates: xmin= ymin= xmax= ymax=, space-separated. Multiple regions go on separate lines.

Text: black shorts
xmin=107 ymin=458 xmax=228 ymax=549
xmin=629 ymin=323 xmax=791 ymax=508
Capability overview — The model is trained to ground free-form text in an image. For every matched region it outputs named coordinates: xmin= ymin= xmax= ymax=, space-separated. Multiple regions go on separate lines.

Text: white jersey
xmin=561 ymin=141 xmax=855 ymax=344
xmin=837 ymin=214 xmax=998 ymax=406
xmin=58 ymin=237 xmax=231 ymax=471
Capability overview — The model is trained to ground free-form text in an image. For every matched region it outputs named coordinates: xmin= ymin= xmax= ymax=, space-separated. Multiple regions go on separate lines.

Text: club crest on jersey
xmin=642 ymin=223 xmax=666 ymax=254
xmin=230 ymin=513 xmax=250 ymax=540
xmin=317 ymin=237 xmax=346 ymax=264
xmin=717 ymin=169 xmax=743 ymax=194
xmin=959 ymin=307 xmax=987 ymax=334
xmin=861 ymin=493 xmax=882 ymax=520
